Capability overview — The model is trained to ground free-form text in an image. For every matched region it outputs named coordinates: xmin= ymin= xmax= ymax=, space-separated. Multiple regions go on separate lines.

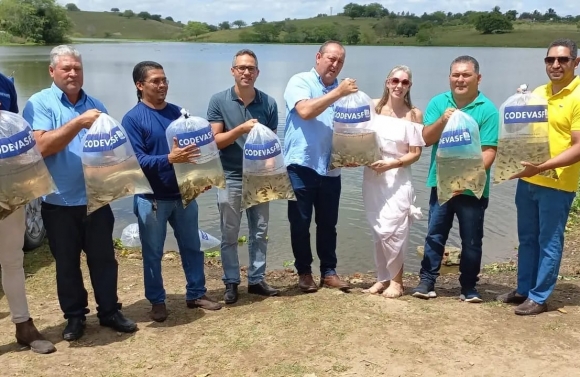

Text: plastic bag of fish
xmin=436 ymin=110 xmax=487 ymax=205
xmin=166 ymin=115 xmax=226 ymax=208
xmin=329 ymin=90 xmax=381 ymax=170
xmin=81 ymin=113 xmax=153 ymax=214
xmin=493 ymin=87 xmax=555 ymax=184
xmin=241 ymin=122 xmax=296 ymax=210
xmin=0 ymin=111 xmax=56 ymax=220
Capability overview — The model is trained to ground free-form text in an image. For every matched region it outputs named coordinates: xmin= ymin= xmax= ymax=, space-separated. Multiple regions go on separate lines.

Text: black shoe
xmin=99 ymin=311 xmax=138 ymax=333
xmin=224 ymin=283 xmax=239 ymax=304
xmin=248 ymin=281 xmax=280 ymax=296
xmin=62 ymin=317 xmax=86 ymax=341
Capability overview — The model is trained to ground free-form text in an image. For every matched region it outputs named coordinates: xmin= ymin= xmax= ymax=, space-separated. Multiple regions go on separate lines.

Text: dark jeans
xmin=419 ymin=188 xmax=489 ymax=288
xmin=287 ymin=164 xmax=341 ymax=276
xmin=41 ymin=202 xmax=120 ymax=320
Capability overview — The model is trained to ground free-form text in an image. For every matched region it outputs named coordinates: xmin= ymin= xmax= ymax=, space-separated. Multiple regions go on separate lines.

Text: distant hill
xmin=67 ymin=11 xmax=184 ymax=40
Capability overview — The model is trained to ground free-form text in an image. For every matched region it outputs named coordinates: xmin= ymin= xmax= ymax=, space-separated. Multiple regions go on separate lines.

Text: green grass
xmin=67 ymin=11 xmax=184 ymax=40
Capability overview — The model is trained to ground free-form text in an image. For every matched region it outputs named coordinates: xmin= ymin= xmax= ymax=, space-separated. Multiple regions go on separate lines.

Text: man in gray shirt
xmin=207 ymin=49 xmax=279 ymax=304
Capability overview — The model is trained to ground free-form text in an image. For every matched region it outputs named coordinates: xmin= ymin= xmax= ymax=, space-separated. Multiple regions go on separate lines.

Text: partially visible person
xmin=207 ymin=49 xmax=280 ymax=304
xmin=362 ymin=65 xmax=424 ymax=298
xmin=23 ymin=45 xmax=137 ymax=341
xmin=497 ymin=38 xmax=580 ymax=315
xmin=122 ymin=61 xmax=222 ymax=322
xmin=413 ymin=55 xmax=499 ymax=303
xmin=283 ymin=40 xmax=358 ymax=293
xmin=0 ymin=72 xmax=55 ymax=354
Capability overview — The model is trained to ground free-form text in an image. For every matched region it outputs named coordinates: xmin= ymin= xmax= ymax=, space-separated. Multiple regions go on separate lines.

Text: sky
xmin=64 ymin=1 xmax=579 ymax=25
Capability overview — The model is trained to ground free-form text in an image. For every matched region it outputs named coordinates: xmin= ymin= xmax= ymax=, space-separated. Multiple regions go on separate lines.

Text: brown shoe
xmin=150 ymin=303 xmax=168 ymax=322
xmin=298 ymin=274 xmax=318 ymax=293
xmin=496 ymin=290 xmax=527 ymax=304
xmin=186 ymin=295 xmax=222 ymax=311
xmin=320 ymin=274 xmax=350 ymax=291
xmin=514 ymin=298 xmax=548 ymax=316
xmin=15 ymin=318 xmax=56 ymax=354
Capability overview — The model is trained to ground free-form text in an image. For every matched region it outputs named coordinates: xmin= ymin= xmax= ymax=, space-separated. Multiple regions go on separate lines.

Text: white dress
xmin=362 ymin=114 xmax=425 ymax=282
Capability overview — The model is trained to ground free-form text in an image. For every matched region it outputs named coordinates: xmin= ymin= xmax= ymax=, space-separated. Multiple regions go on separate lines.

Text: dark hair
xmin=232 ymin=49 xmax=258 ymax=68
xmin=132 ymin=61 xmax=164 ymax=102
xmin=547 ymin=38 xmax=578 ymax=59
xmin=450 ymin=55 xmax=480 ymax=74
xmin=319 ymin=40 xmax=345 ymax=54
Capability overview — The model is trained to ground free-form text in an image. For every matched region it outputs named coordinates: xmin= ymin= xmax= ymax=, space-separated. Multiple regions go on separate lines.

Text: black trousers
xmin=41 ymin=202 xmax=120 ymax=319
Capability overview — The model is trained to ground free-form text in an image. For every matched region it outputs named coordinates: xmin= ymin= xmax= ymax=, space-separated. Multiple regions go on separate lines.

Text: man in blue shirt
xmin=207 ymin=49 xmax=280 ymax=304
xmin=283 ymin=40 xmax=358 ymax=293
xmin=122 ymin=61 xmax=222 ymax=322
xmin=23 ymin=45 xmax=137 ymax=341
xmin=0 ymin=72 xmax=55 ymax=353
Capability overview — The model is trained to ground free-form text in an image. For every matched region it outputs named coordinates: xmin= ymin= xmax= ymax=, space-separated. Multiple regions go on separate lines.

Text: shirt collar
xmin=444 ymin=90 xmax=485 ymax=109
xmin=229 ymin=86 xmax=262 ymax=104
xmin=51 ymin=82 xmax=87 ymax=106
xmin=546 ymin=75 xmax=580 ymax=97
xmin=311 ymin=68 xmax=338 ymax=91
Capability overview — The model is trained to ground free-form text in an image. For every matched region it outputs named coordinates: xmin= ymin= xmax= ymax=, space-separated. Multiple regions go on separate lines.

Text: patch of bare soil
xmin=2 ymin=231 xmax=580 ymax=377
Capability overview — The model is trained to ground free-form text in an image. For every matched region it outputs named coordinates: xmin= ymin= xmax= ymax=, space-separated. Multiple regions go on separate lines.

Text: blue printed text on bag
xmin=244 ymin=140 xmax=281 ymax=160
xmin=83 ymin=126 xmax=127 ymax=153
xmin=176 ymin=125 xmax=215 ymax=148
xmin=504 ymin=105 xmax=548 ymax=124
xmin=439 ymin=128 xmax=472 ymax=148
xmin=0 ymin=128 xmax=36 ymax=159
xmin=333 ymin=105 xmax=371 ymax=123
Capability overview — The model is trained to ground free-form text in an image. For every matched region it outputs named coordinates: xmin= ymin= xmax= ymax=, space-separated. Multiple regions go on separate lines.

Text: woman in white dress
xmin=362 ymin=65 xmax=425 ymax=298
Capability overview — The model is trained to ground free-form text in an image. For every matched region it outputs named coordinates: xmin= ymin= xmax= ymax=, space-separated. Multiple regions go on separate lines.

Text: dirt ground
xmin=2 ymin=231 xmax=580 ymax=377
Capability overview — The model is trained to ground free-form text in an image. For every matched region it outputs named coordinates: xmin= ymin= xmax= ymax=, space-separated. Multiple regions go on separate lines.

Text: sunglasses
xmin=544 ymin=56 xmax=573 ymax=65
xmin=389 ymin=77 xmax=410 ymax=86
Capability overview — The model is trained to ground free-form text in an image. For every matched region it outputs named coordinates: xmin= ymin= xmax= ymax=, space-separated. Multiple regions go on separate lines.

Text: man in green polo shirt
xmin=412 ymin=55 xmax=499 ymax=302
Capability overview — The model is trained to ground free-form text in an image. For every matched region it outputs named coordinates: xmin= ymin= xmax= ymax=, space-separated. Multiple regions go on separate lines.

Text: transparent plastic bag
xmin=0 ymin=110 xmax=56 ymax=220
xmin=120 ymin=222 xmax=220 ymax=251
xmin=329 ymin=90 xmax=381 ymax=169
xmin=241 ymin=123 xmax=296 ymax=210
xmin=494 ymin=86 xmax=554 ymax=184
xmin=166 ymin=115 xmax=226 ymax=208
xmin=81 ymin=113 xmax=153 ymax=213
xmin=436 ymin=110 xmax=486 ymax=205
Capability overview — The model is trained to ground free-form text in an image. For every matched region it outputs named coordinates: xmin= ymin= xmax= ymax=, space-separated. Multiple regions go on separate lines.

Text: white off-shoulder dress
xmin=362 ymin=114 xmax=425 ymax=282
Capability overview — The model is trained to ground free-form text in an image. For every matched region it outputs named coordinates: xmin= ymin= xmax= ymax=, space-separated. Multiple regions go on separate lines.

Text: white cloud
xmin=66 ymin=1 xmax=578 ymax=25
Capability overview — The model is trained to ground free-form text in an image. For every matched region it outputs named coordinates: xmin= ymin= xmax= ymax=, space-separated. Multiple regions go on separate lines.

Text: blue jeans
xmin=287 ymin=164 xmax=341 ymax=277
xmin=133 ymin=196 xmax=206 ymax=304
xmin=419 ymin=188 xmax=488 ymax=288
xmin=217 ymin=178 xmax=269 ymax=285
xmin=515 ymin=180 xmax=575 ymax=304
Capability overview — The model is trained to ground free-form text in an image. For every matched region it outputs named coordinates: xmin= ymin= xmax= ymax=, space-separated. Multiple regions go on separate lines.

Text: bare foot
xmin=382 ymin=280 xmax=404 ymax=298
xmin=362 ymin=281 xmax=389 ymax=294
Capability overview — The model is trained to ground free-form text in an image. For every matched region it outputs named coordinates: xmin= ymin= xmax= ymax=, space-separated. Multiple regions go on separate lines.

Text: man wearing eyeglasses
xmin=497 ymin=38 xmax=580 ymax=315
xmin=207 ymin=49 xmax=280 ymax=304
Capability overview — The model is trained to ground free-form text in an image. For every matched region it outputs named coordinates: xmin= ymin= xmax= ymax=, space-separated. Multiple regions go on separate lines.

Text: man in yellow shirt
xmin=497 ymin=38 xmax=580 ymax=315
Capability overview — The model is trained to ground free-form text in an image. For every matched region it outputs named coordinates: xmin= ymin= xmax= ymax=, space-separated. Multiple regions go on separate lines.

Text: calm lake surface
xmin=0 ymin=42 xmax=552 ymax=274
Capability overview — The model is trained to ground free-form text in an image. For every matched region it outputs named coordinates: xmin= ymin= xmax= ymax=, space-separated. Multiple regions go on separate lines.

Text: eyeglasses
xmin=389 ymin=77 xmax=410 ymax=86
xmin=544 ymin=56 xmax=573 ymax=65
xmin=233 ymin=65 xmax=257 ymax=74
xmin=144 ymin=78 xmax=169 ymax=86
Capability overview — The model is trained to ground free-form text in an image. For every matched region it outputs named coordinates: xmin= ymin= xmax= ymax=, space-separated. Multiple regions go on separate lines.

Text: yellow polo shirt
xmin=523 ymin=76 xmax=580 ymax=192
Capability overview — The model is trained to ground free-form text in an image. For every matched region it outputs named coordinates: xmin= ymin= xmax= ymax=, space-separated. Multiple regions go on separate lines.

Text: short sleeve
xmin=267 ymin=99 xmax=278 ymax=131
xmin=23 ymin=95 xmax=54 ymax=132
xmin=284 ymin=74 xmax=312 ymax=112
xmin=571 ymin=99 xmax=580 ymax=132
xmin=207 ymin=95 xmax=223 ymax=123
xmin=422 ymin=98 xmax=442 ymax=127
xmin=479 ymin=105 xmax=500 ymax=147
xmin=406 ymin=121 xmax=426 ymax=147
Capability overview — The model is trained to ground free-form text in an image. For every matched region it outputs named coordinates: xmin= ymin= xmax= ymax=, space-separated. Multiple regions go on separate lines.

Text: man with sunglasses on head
xmin=207 ymin=49 xmax=280 ymax=304
xmin=497 ymin=38 xmax=580 ymax=315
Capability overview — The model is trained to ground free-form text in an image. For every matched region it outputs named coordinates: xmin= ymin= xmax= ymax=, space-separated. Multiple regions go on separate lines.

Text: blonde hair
xmin=375 ymin=65 xmax=415 ymax=116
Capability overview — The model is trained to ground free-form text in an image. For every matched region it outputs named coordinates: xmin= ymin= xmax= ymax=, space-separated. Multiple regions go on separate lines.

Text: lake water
xmin=0 ymin=42 xmax=552 ymax=275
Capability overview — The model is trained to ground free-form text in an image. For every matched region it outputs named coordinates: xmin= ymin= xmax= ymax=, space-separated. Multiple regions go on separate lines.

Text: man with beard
xmin=497 ymin=38 xmax=580 ymax=315
xmin=207 ymin=49 xmax=280 ymax=304
xmin=122 ymin=61 xmax=222 ymax=322
xmin=283 ymin=40 xmax=358 ymax=293
xmin=23 ymin=45 xmax=137 ymax=341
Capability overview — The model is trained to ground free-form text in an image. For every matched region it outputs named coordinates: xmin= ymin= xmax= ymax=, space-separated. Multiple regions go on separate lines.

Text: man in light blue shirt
xmin=23 ymin=45 xmax=137 ymax=342
xmin=283 ymin=40 xmax=358 ymax=293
